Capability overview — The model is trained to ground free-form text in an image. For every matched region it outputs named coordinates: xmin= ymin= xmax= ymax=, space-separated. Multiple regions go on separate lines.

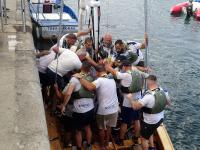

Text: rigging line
xmin=55 ymin=0 xmax=64 ymax=83
xmin=97 ymin=6 xmax=101 ymax=49
xmin=144 ymin=0 xmax=149 ymax=90
xmin=106 ymin=0 xmax=109 ymax=33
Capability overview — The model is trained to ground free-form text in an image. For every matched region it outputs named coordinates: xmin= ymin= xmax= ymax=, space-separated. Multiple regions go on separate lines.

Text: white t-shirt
xmin=70 ymin=77 xmax=94 ymax=113
xmin=48 ymin=48 xmax=82 ymax=77
xmin=38 ymin=50 xmax=56 ymax=73
xmin=37 ymin=44 xmax=58 ymax=73
xmin=93 ymin=77 xmax=119 ymax=115
xmin=138 ymin=89 xmax=170 ymax=124
xmin=116 ymin=71 xmax=142 ymax=107
xmin=127 ymin=41 xmax=143 ymax=65
xmin=59 ymin=33 xmax=78 ymax=48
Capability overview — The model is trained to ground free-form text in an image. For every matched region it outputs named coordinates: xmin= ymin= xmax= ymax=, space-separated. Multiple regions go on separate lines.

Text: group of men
xmin=36 ymin=28 xmax=171 ymax=150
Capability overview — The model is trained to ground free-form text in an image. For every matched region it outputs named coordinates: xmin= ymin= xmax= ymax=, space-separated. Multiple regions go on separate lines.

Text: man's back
xmin=93 ymin=77 xmax=119 ymax=115
xmin=48 ymin=50 xmax=82 ymax=77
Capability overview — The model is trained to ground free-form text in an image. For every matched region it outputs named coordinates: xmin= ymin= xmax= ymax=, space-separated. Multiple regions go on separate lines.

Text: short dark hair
xmin=95 ymin=64 xmax=106 ymax=72
xmin=66 ymin=33 xmax=77 ymax=40
xmin=121 ymin=60 xmax=132 ymax=67
xmin=147 ymin=75 xmax=157 ymax=81
xmin=82 ymin=61 xmax=91 ymax=70
xmin=115 ymin=39 xmax=123 ymax=45
xmin=84 ymin=37 xmax=93 ymax=44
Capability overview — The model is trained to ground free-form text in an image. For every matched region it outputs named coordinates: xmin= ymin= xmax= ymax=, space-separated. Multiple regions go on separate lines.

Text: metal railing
xmin=21 ymin=0 xmax=26 ymax=32
xmin=0 ymin=0 xmax=5 ymax=31
xmin=0 ymin=0 xmax=26 ymax=32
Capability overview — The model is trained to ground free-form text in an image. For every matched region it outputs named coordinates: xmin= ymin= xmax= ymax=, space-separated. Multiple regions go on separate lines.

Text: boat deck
xmin=45 ymin=109 xmax=143 ymax=150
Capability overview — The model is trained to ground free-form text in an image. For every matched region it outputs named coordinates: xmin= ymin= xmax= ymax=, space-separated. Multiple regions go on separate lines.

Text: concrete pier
xmin=0 ymin=0 xmax=50 ymax=149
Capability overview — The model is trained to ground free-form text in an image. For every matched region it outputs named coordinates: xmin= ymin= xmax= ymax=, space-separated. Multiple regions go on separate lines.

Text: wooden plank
xmin=156 ymin=124 xmax=175 ymax=150
xmin=45 ymin=111 xmax=63 ymax=150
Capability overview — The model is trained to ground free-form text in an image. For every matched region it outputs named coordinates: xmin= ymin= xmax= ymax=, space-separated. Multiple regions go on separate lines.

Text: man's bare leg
xmin=85 ymin=125 xmax=92 ymax=145
xmin=75 ymin=130 xmax=82 ymax=149
xmin=119 ymin=123 xmax=127 ymax=140
xmin=149 ymin=135 xmax=154 ymax=148
xmin=99 ymin=129 xmax=106 ymax=150
xmin=105 ymin=126 xmax=111 ymax=148
xmin=141 ymin=137 xmax=149 ymax=150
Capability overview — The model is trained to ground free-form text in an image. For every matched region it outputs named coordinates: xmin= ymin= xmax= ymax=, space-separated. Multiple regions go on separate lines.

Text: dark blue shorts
xmin=121 ymin=106 xmax=140 ymax=124
xmin=46 ymin=68 xmax=66 ymax=90
xmin=39 ymin=72 xmax=49 ymax=86
xmin=59 ymin=115 xmax=75 ymax=132
xmin=73 ymin=109 xmax=94 ymax=131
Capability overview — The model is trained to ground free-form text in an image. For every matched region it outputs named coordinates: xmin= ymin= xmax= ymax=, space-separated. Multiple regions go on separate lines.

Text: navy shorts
xmin=73 ymin=109 xmax=94 ymax=131
xmin=39 ymin=72 xmax=49 ymax=86
xmin=46 ymin=68 xmax=66 ymax=90
xmin=140 ymin=119 xmax=163 ymax=139
xmin=121 ymin=106 xmax=140 ymax=124
xmin=59 ymin=115 xmax=74 ymax=132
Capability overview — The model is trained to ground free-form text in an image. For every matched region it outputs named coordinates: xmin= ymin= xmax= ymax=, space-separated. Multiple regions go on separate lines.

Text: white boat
xmin=29 ymin=0 xmax=78 ymax=39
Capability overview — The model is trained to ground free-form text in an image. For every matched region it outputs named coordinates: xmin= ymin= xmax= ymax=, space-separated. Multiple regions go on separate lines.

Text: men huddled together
xmin=36 ymin=30 xmax=171 ymax=150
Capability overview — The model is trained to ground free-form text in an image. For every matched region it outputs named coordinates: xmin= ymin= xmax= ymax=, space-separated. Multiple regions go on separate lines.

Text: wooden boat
xmin=29 ymin=0 xmax=78 ymax=39
xmin=45 ymin=108 xmax=174 ymax=150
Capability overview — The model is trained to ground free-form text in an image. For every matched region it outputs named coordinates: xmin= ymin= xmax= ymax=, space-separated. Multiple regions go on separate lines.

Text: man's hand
xmin=105 ymin=63 xmax=112 ymax=70
xmin=57 ymin=104 xmax=66 ymax=115
xmin=126 ymin=93 xmax=133 ymax=101
xmin=144 ymin=32 xmax=148 ymax=46
xmin=52 ymin=46 xmax=59 ymax=53
xmin=73 ymin=73 xmax=82 ymax=79
xmin=88 ymin=27 xmax=92 ymax=33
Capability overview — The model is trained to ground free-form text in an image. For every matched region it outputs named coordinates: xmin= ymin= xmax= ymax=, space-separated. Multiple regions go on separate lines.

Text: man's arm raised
xmin=73 ymin=73 xmax=96 ymax=91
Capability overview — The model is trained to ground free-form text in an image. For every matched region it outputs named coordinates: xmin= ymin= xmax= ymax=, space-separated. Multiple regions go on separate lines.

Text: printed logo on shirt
xmin=105 ymin=104 xmax=116 ymax=110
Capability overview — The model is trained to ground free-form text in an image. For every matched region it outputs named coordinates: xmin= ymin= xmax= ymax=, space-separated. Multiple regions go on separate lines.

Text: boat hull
xmin=170 ymin=2 xmax=188 ymax=16
xmin=170 ymin=1 xmax=200 ymax=21
xmin=29 ymin=0 xmax=78 ymax=39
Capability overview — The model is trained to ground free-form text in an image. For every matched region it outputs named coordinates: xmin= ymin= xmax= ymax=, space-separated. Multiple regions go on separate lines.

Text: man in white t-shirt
xmin=59 ymin=29 xmax=91 ymax=49
xmin=127 ymin=75 xmax=171 ymax=150
xmin=73 ymin=65 xmax=119 ymax=150
xmin=46 ymin=47 xmax=84 ymax=89
xmin=105 ymin=61 xmax=149 ymax=145
xmin=59 ymin=61 xmax=95 ymax=150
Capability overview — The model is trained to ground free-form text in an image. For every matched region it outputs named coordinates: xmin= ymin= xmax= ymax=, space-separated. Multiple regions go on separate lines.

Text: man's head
xmin=65 ymin=33 xmax=77 ymax=48
xmin=121 ymin=61 xmax=132 ymax=72
xmin=146 ymin=75 xmax=158 ymax=90
xmin=76 ymin=48 xmax=87 ymax=61
xmin=84 ymin=37 xmax=93 ymax=50
xmin=115 ymin=39 xmax=125 ymax=54
xmin=95 ymin=64 xmax=106 ymax=77
xmin=103 ymin=34 xmax=112 ymax=48
xmin=81 ymin=60 xmax=92 ymax=73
